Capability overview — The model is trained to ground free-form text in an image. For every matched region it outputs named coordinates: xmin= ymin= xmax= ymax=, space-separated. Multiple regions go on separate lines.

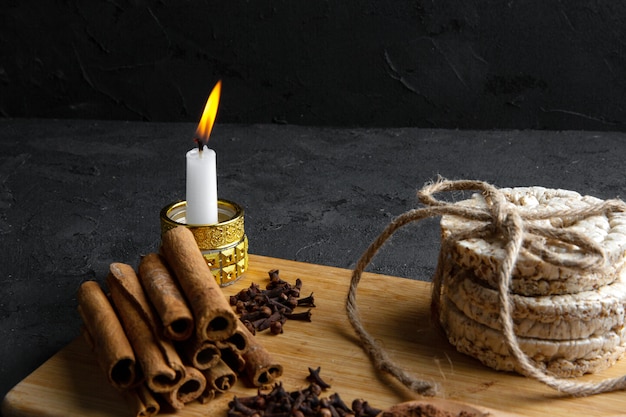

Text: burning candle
xmin=186 ymin=80 xmax=222 ymax=225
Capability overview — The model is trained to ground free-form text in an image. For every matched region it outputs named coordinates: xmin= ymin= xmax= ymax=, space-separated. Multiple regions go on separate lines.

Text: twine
xmin=345 ymin=178 xmax=626 ymax=397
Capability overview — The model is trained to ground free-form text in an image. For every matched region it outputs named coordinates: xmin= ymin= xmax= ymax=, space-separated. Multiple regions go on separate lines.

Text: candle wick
xmin=194 ymin=138 xmax=203 ymax=153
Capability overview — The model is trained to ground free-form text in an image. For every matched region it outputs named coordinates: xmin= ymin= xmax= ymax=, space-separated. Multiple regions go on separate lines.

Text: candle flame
xmin=194 ymin=80 xmax=222 ymax=145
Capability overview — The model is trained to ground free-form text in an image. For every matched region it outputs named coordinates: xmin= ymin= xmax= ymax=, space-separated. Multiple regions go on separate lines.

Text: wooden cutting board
xmin=3 ymin=254 xmax=626 ymax=417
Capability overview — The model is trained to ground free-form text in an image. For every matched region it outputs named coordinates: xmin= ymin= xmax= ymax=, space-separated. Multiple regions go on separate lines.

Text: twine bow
xmin=345 ymin=178 xmax=626 ymax=397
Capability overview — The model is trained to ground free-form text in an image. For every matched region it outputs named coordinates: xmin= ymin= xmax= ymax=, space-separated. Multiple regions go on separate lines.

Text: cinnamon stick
xmin=180 ymin=333 xmax=221 ymax=370
xmin=122 ymin=383 xmax=160 ymax=417
xmin=239 ymin=321 xmax=283 ymax=387
xmin=197 ymin=388 xmax=215 ymax=405
xmin=202 ymin=358 xmax=237 ymax=393
xmin=107 ymin=262 xmax=186 ymax=393
xmin=161 ymin=226 xmax=238 ymax=341
xmin=77 ymin=280 xmax=138 ymax=390
xmin=138 ymin=253 xmax=194 ymax=341
xmin=215 ymin=320 xmax=249 ymax=354
xmin=219 ymin=347 xmax=246 ymax=374
xmin=161 ymin=366 xmax=206 ymax=410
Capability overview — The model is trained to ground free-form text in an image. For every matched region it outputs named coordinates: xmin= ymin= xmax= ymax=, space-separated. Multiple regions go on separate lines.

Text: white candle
xmin=185 ymin=80 xmax=222 ymax=225
xmin=186 ymin=146 xmax=218 ymax=225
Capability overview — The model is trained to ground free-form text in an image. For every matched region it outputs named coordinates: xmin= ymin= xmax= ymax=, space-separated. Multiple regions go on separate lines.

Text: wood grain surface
xmin=3 ymin=254 xmax=626 ymax=417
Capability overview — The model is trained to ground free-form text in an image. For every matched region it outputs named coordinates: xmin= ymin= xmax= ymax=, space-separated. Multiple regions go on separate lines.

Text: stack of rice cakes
xmin=438 ymin=187 xmax=626 ymax=377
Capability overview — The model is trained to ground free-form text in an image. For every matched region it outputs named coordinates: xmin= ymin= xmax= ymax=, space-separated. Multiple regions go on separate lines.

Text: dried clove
xmin=270 ymin=320 xmax=283 ymax=335
xmin=351 ymin=399 xmax=382 ymax=417
xmin=241 ymin=320 xmax=256 ymax=335
xmin=297 ymin=292 xmax=316 ymax=307
xmin=329 ymin=393 xmax=351 ymax=412
xmin=230 ymin=396 xmax=257 ymax=415
xmin=320 ymin=398 xmax=341 ymax=417
xmin=281 ymin=295 xmax=299 ymax=309
xmin=306 ymin=382 xmax=322 ymax=397
xmin=255 ymin=311 xmax=285 ymax=332
xmin=291 ymin=278 xmax=303 ymax=297
xmin=285 ymin=309 xmax=312 ymax=322
xmin=267 ymin=269 xmax=289 ymax=289
xmin=361 ymin=401 xmax=382 ymax=417
xmin=306 ymin=366 xmax=331 ymax=390
xmin=291 ymin=390 xmax=307 ymax=411
xmin=266 ymin=298 xmax=293 ymax=314
xmin=240 ymin=306 xmax=272 ymax=322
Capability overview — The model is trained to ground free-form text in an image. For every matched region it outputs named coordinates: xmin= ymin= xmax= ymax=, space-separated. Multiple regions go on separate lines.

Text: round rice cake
xmin=442 ymin=242 xmax=626 ymax=296
xmin=439 ymin=297 xmax=626 ymax=377
xmin=440 ymin=187 xmax=626 ymax=296
xmin=443 ymin=264 xmax=626 ymax=340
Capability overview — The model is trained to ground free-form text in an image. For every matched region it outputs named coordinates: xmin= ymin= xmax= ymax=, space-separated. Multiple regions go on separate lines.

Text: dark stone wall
xmin=2 ymin=1 xmax=626 ymax=130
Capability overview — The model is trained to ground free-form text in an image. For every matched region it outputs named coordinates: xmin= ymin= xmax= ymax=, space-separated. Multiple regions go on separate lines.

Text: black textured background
xmin=2 ymin=1 xmax=626 ymax=129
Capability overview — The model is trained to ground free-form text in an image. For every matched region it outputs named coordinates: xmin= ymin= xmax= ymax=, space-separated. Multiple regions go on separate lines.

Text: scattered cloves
xmin=228 ymin=376 xmax=381 ymax=417
xmin=229 ymin=269 xmax=316 ymax=334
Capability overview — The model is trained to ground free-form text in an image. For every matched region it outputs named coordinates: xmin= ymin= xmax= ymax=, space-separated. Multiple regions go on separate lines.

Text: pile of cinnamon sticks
xmin=77 ymin=226 xmax=282 ymax=417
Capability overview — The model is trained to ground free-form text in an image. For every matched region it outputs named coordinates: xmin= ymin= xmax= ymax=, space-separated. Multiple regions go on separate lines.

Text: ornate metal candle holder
xmin=160 ymin=199 xmax=248 ymax=286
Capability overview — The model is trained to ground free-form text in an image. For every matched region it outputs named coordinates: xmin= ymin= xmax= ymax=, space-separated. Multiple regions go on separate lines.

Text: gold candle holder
xmin=160 ymin=199 xmax=248 ymax=286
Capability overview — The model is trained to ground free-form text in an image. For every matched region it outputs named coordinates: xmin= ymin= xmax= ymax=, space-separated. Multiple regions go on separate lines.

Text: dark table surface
xmin=1 ymin=118 xmax=626 ymax=407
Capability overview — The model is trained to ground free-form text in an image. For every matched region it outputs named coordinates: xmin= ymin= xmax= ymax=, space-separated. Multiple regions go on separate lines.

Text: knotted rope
xmin=345 ymin=178 xmax=626 ymax=397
